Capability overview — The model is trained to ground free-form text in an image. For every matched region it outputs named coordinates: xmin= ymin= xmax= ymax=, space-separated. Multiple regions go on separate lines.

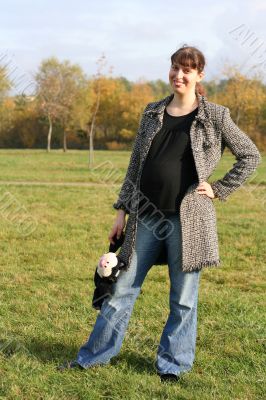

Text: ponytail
xmin=195 ymin=82 xmax=207 ymax=97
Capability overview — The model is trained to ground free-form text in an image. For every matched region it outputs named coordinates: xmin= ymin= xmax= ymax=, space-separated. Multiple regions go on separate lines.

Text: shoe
xmin=159 ymin=373 xmax=180 ymax=383
xmin=57 ymin=360 xmax=84 ymax=372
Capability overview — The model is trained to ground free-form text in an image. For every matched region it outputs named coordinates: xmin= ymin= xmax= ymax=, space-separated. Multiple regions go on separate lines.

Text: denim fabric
xmin=76 ymin=211 xmax=201 ymax=376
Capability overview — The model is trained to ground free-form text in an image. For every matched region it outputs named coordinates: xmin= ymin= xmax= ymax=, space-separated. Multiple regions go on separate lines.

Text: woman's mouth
xmin=173 ymin=80 xmax=184 ymax=86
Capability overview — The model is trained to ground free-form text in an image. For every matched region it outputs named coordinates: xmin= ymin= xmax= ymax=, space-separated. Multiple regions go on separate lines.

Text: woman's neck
xmin=168 ymin=91 xmax=198 ymax=114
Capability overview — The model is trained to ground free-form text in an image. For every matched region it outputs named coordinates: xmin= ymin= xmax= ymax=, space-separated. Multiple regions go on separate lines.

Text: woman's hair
xmin=170 ymin=44 xmax=206 ymax=96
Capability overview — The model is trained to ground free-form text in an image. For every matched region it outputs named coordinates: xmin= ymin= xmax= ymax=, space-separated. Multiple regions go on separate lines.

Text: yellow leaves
xmin=119 ymin=128 xmax=134 ymax=140
xmin=210 ymin=69 xmax=266 ymax=146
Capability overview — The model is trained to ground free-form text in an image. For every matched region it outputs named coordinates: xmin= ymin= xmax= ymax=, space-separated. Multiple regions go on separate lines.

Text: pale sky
xmin=1 ymin=0 xmax=265 ymax=95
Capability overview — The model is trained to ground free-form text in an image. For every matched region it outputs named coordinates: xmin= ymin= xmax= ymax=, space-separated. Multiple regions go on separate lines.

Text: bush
xmin=105 ymin=141 xmax=129 ymax=150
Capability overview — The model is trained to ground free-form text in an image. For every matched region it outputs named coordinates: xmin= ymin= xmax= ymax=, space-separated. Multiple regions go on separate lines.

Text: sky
xmin=0 ymin=0 xmax=266 ymax=95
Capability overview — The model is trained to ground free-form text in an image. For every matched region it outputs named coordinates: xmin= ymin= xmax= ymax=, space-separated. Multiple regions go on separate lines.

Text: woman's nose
xmin=175 ymin=69 xmax=184 ymax=79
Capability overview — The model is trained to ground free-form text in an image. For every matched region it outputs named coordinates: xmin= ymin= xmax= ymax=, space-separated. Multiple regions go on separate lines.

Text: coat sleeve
xmin=210 ymin=106 xmax=262 ymax=202
xmin=113 ymin=104 xmax=149 ymax=213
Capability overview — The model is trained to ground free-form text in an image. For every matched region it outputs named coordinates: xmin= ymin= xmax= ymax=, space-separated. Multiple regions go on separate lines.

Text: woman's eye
xmin=171 ymin=65 xmax=191 ymax=73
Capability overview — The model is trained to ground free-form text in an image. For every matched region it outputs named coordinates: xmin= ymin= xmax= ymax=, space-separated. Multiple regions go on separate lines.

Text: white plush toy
xmin=92 ymin=251 xmax=126 ymax=310
xmin=97 ymin=252 xmax=120 ymax=278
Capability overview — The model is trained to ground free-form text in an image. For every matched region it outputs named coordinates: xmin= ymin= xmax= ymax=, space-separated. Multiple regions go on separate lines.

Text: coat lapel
xmin=143 ymin=90 xmax=211 ymax=123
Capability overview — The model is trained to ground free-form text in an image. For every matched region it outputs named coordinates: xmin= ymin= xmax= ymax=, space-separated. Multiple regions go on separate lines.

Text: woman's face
xmin=169 ymin=62 xmax=204 ymax=94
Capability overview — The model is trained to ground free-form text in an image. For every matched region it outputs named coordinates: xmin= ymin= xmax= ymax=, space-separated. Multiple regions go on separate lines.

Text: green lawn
xmin=0 ymin=149 xmax=265 ymax=400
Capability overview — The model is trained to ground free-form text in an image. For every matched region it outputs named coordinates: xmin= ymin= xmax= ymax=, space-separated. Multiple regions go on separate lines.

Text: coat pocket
xmin=195 ymin=190 xmax=216 ymax=215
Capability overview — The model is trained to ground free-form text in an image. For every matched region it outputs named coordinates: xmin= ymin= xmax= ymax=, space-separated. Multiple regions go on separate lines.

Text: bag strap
xmin=108 ymin=230 xmax=125 ymax=253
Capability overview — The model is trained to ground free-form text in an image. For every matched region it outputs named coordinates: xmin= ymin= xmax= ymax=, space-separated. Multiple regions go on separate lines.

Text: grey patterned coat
xmin=113 ymin=91 xmax=262 ymax=272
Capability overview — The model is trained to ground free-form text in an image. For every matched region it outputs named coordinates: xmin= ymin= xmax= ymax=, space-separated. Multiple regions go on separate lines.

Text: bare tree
xmin=88 ymin=54 xmax=113 ymax=168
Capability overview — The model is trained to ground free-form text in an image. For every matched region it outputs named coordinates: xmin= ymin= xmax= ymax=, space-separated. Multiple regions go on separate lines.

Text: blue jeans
xmin=76 ymin=211 xmax=201 ymax=376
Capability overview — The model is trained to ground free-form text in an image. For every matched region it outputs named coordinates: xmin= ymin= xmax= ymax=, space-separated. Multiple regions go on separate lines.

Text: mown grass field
xmin=0 ymin=149 xmax=265 ymax=400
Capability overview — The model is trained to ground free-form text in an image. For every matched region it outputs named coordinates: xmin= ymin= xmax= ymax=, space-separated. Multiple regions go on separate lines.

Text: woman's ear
xmin=198 ymin=71 xmax=205 ymax=82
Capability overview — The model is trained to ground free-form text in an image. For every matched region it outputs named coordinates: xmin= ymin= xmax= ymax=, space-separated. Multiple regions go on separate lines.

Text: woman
xmin=58 ymin=45 xmax=261 ymax=382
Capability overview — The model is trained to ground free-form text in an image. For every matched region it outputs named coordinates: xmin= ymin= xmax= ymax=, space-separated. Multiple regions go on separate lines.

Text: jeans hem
xmin=76 ymin=358 xmax=111 ymax=369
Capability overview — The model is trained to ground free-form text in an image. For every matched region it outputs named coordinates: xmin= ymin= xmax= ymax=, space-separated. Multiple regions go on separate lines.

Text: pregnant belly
xmin=141 ymin=161 xmax=179 ymax=185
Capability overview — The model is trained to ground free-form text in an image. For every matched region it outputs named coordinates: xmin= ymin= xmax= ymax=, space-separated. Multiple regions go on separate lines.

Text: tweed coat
xmin=113 ymin=91 xmax=262 ymax=272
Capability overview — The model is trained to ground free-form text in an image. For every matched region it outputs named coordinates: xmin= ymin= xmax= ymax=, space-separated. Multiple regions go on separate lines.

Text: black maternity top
xmin=138 ymin=106 xmax=199 ymax=217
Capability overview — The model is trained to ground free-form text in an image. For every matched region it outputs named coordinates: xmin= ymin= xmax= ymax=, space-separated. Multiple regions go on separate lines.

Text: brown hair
xmin=170 ymin=44 xmax=206 ymax=96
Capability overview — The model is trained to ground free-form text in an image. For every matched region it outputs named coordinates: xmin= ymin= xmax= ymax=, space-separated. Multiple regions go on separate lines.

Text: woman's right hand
xmin=108 ymin=210 xmax=126 ymax=245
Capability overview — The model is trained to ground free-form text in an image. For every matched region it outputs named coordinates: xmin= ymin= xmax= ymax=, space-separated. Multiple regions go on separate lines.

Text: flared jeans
xmin=76 ymin=211 xmax=201 ymax=376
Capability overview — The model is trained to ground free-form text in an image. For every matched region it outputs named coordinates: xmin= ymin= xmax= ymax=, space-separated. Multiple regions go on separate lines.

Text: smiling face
xmin=169 ymin=62 xmax=204 ymax=94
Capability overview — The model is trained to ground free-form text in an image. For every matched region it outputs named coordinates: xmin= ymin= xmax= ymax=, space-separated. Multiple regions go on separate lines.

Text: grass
xmin=0 ymin=149 xmax=265 ymax=400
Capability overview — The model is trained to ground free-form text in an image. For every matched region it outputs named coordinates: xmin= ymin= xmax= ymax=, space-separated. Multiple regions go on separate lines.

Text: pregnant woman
xmin=58 ymin=45 xmax=261 ymax=382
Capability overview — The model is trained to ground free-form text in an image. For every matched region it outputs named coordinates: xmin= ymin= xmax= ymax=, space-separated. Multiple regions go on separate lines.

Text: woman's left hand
xmin=196 ymin=181 xmax=215 ymax=199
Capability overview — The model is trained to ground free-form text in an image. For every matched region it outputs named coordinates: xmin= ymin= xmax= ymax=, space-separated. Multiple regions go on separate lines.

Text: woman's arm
xmin=210 ymin=106 xmax=262 ymax=201
xmin=113 ymin=104 xmax=149 ymax=213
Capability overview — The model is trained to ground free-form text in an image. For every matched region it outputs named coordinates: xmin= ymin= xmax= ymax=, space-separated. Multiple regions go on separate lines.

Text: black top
xmin=138 ymin=106 xmax=199 ymax=217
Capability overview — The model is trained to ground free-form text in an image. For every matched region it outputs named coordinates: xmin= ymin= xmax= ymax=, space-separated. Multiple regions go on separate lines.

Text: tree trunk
xmin=89 ymin=123 xmax=94 ymax=168
xmin=88 ymin=80 xmax=101 ymax=168
xmin=47 ymin=114 xmax=52 ymax=152
xmin=63 ymin=130 xmax=67 ymax=152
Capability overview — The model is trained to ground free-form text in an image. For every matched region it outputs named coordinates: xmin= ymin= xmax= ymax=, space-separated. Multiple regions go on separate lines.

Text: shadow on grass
xmin=0 ymin=337 xmax=78 ymax=362
xmin=1 ymin=337 xmax=157 ymax=375
xmin=110 ymin=352 xmax=156 ymax=374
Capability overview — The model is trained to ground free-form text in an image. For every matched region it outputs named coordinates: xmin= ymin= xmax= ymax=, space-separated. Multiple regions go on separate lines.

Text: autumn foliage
xmin=0 ymin=58 xmax=265 ymax=151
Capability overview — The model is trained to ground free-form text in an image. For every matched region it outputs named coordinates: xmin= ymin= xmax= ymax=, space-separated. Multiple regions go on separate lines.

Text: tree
xmin=211 ymin=65 xmax=266 ymax=147
xmin=0 ymin=64 xmax=11 ymax=100
xmin=57 ymin=63 xmax=86 ymax=152
xmin=218 ymin=65 xmax=265 ymax=124
xmin=0 ymin=64 xmax=13 ymax=138
xmin=35 ymin=57 xmax=86 ymax=152
xmin=87 ymin=54 xmax=111 ymax=168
